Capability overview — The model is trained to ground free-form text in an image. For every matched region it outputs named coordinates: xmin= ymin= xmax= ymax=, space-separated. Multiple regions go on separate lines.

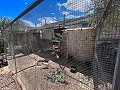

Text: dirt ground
xmin=0 ymin=66 xmax=22 ymax=90
xmin=8 ymin=53 xmax=94 ymax=90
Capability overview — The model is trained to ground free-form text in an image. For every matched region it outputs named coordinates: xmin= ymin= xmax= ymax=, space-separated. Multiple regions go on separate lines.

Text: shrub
xmin=44 ymin=68 xmax=65 ymax=84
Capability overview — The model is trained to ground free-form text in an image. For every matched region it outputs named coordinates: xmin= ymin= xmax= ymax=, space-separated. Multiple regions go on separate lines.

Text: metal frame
xmin=4 ymin=0 xmax=44 ymax=29
xmin=112 ymin=42 xmax=120 ymax=90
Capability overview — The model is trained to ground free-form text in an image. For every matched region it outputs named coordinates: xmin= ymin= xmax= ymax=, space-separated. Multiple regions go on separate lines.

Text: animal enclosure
xmin=2 ymin=0 xmax=120 ymax=90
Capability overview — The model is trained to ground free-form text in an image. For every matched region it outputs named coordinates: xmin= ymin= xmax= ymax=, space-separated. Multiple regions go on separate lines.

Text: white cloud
xmin=22 ymin=17 xmax=57 ymax=27
xmin=62 ymin=11 xmax=70 ymax=16
xmin=38 ymin=17 xmax=57 ymax=25
xmin=62 ymin=11 xmax=81 ymax=19
xmin=22 ymin=20 xmax=35 ymax=27
xmin=57 ymin=3 xmax=62 ymax=10
xmin=58 ymin=0 xmax=93 ymax=12
xmin=57 ymin=3 xmax=62 ymax=7
xmin=22 ymin=20 xmax=41 ymax=27
xmin=65 ymin=15 xmax=80 ymax=19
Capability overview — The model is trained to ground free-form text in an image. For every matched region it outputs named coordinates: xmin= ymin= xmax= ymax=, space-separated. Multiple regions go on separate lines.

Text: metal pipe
xmin=112 ymin=42 xmax=120 ymax=90
xmin=4 ymin=0 xmax=44 ymax=29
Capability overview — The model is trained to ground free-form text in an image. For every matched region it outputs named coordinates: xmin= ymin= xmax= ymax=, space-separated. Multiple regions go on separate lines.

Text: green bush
xmin=44 ymin=68 xmax=65 ymax=84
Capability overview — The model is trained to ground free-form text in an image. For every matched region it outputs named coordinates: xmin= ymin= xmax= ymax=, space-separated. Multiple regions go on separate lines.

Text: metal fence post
xmin=10 ymin=24 xmax=17 ymax=73
xmin=112 ymin=42 xmax=120 ymax=90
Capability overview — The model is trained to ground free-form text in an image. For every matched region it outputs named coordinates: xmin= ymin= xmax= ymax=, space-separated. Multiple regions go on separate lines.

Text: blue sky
xmin=0 ymin=0 xmax=35 ymax=18
xmin=0 ymin=0 xmax=93 ymax=27
xmin=21 ymin=0 xmax=93 ymax=27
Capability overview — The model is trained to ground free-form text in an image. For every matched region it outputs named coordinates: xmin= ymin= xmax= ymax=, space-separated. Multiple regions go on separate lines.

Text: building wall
xmin=42 ymin=29 xmax=54 ymax=40
xmin=61 ymin=28 xmax=96 ymax=62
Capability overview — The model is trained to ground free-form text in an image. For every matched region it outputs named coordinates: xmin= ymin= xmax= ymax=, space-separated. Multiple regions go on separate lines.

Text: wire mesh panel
xmin=94 ymin=0 xmax=120 ymax=89
xmin=3 ymin=0 xmax=120 ymax=90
